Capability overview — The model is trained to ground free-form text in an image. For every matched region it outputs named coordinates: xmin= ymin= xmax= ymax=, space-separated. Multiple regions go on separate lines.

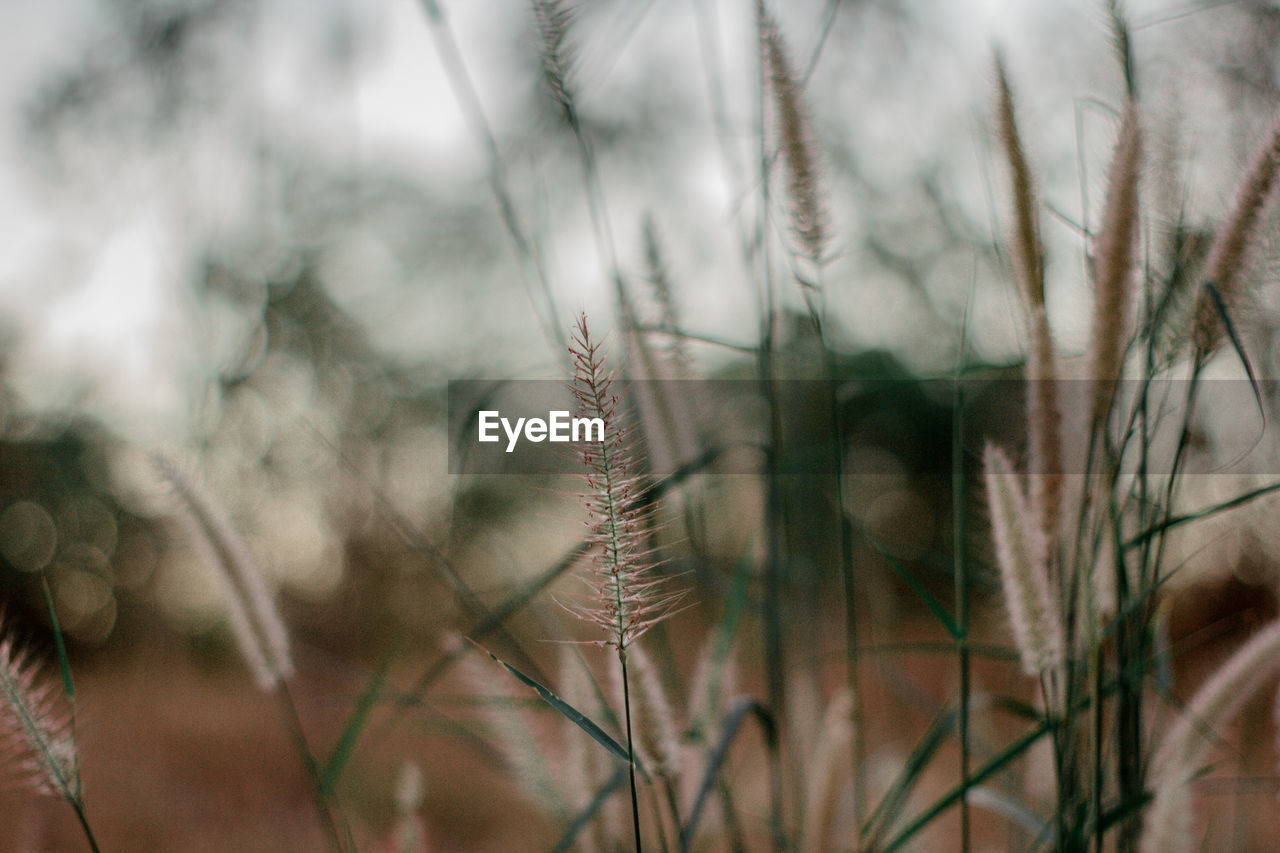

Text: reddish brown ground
xmin=0 ymin=582 xmax=1277 ymax=852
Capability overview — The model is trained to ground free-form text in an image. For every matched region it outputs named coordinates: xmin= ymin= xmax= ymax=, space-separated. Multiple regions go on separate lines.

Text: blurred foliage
xmin=4 ymin=0 xmax=1280 ymax=664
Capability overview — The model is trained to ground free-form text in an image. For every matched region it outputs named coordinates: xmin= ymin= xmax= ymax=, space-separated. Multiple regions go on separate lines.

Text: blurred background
xmin=0 ymin=0 xmax=1278 ymax=849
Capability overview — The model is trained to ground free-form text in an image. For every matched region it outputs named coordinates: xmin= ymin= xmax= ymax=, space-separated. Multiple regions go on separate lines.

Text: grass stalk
xmin=952 ymin=284 xmax=973 ymax=853
xmin=275 ymin=683 xmax=351 ymax=853
xmin=620 ymin=651 xmax=644 ymax=852
xmin=753 ymin=3 xmax=788 ymax=847
xmin=417 ymin=0 xmax=564 ymax=352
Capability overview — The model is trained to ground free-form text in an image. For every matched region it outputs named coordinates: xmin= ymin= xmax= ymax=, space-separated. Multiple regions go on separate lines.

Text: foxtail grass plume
xmin=0 ymin=634 xmax=79 ymax=802
xmin=630 ymin=218 xmax=706 ymax=494
xmin=532 ymin=0 xmax=577 ymax=120
xmin=1193 ymin=113 xmax=1280 ymax=358
xmin=1026 ymin=307 xmax=1063 ymax=549
xmin=1087 ymin=104 xmax=1141 ymax=431
xmin=621 ymin=304 xmax=701 ymax=483
xmin=760 ymin=4 xmax=827 ymax=265
xmin=1141 ymin=619 xmax=1280 ymax=853
xmin=994 ymin=57 xmax=1063 ymax=549
xmin=569 ymin=314 xmax=685 ymax=651
xmin=154 ymin=456 xmax=294 ymax=691
xmin=983 ymin=444 xmax=1064 ymax=676
xmin=994 ymin=56 xmax=1045 ymax=309
xmin=641 ymin=216 xmax=692 ymax=379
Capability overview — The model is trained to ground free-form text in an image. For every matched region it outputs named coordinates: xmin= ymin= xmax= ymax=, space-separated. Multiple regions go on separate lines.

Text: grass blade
xmin=552 ymin=764 xmax=629 ymax=853
xmin=320 ymin=650 xmax=397 ymax=795
xmin=871 ymin=541 xmax=962 ymax=640
xmin=863 ymin=705 xmax=959 ymax=845
xmin=882 ymin=720 xmax=1053 ymax=852
xmin=470 ymin=641 xmax=642 ymax=776
xmin=679 ymin=696 xmax=779 ymax=852
xmin=40 ymin=577 xmax=75 ymax=701
xmin=1123 ymin=479 xmax=1280 ymax=549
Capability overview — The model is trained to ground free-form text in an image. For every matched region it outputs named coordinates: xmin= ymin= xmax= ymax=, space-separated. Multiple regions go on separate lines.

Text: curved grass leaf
xmin=552 ymin=764 xmax=629 ymax=853
xmin=1123 ymin=479 xmax=1280 ymax=549
xmin=41 ymin=577 xmax=75 ymax=700
xmin=679 ymin=696 xmax=778 ymax=852
xmin=882 ymin=719 xmax=1052 ymax=852
xmin=968 ymin=785 xmax=1052 ymax=843
xmin=871 ymin=543 xmax=961 ymax=640
xmin=320 ymin=650 xmax=397 ymax=795
xmin=863 ymin=704 xmax=958 ymax=846
xmin=469 ymin=641 xmax=644 ymax=778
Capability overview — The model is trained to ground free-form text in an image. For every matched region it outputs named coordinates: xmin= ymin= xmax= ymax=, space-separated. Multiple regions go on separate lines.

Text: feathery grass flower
xmin=1088 ymin=104 xmax=1141 ymax=431
xmin=1194 ymin=113 xmax=1280 ymax=357
xmin=994 ymin=58 xmax=1062 ymax=549
xmin=154 ymin=456 xmax=294 ymax=691
xmin=0 ymin=634 xmax=78 ymax=801
xmin=983 ymin=444 xmax=1064 ymax=676
xmin=532 ymin=0 xmax=577 ymax=120
xmin=610 ymin=642 xmax=680 ymax=778
xmin=760 ymin=5 xmax=827 ymax=265
xmin=994 ymin=56 xmax=1045 ymax=310
xmin=568 ymin=314 xmax=684 ymax=652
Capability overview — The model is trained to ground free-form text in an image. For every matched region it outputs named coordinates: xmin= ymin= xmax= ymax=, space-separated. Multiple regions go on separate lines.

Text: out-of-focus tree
xmin=5 ymin=0 xmax=1280 ymax=655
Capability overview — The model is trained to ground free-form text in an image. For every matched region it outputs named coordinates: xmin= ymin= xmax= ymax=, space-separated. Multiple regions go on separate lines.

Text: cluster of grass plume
xmin=985 ymin=38 xmax=1280 ymax=850
xmin=28 ymin=2 xmax=1280 ymax=850
xmin=349 ymin=6 xmax=1280 ymax=850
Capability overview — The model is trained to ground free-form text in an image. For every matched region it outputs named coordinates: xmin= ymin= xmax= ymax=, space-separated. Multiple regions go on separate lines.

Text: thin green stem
xmin=416 ymin=0 xmax=563 ymax=351
xmin=952 ymin=362 xmax=970 ymax=853
xmin=1091 ymin=640 xmax=1105 ymax=853
xmin=275 ymin=684 xmax=350 ymax=853
xmin=621 ymin=651 xmax=644 ymax=852
xmin=69 ymin=799 xmax=102 ymax=853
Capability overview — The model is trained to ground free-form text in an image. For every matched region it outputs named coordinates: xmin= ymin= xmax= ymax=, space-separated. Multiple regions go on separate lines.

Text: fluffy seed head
xmin=609 ymin=643 xmax=680 ymax=778
xmin=457 ymin=645 xmax=565 ymax=816
xmin=983 ymin=444 xmax=1064 ymax=676
xmin=1088 ymin=103 xmax=1142 ymax=429
xmin=154 ymin=456 xmax=294 ymax=691
xmin=569 ymin=314 xmax=685 ymax=651
xmin=532 ymin=0 xmax=577 ymax=119
xmin=558 ymin=647 xmax=622 ymax=850
xmin=760 ymin=6 xmax=827 ymax=265
xmin=994 ymin=56 xmax=1045 ymax=308
xmin=1193 ymin=112 xmax=1280 ymax=357
xmin=0 ymin=634 xmax=78 ymax=801
xmin=804 ymin=690 xmax=854 ymax=853
xmin=687 ymin=627 xmax=737 ymax=741
xmin=1026 ymin=307 xmax=1063 ymax=553
xmin=641 ymin=217 xmax=692 ymax=378
xmin=993 ymin=61 xmax=1064 ymax=550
